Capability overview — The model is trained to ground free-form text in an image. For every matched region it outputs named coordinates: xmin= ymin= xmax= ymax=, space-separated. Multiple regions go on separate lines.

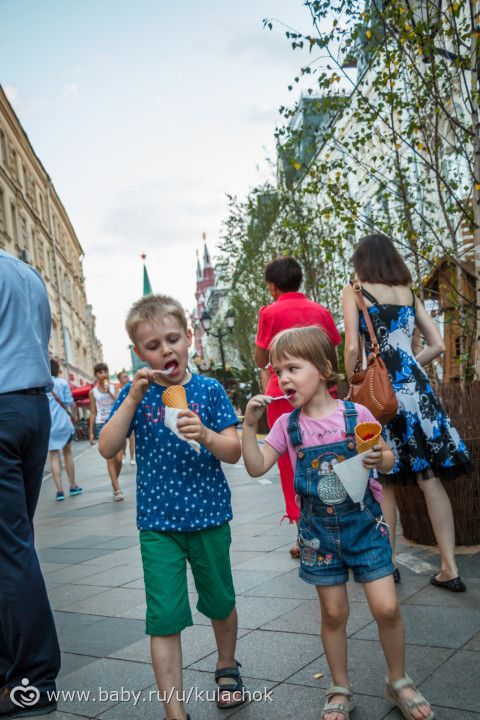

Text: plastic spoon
xmin=152 ymin=366 xmax=176 ymax=377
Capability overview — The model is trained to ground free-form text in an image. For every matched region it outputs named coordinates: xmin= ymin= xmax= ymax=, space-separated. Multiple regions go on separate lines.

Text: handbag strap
xmin=351 ymin=281 xmax=380 ymax=357
xmin=51 ymin=389 xmax=71 ymax=415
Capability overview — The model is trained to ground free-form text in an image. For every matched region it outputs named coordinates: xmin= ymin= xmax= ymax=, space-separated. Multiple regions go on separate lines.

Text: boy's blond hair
xmin=126 ymin=294 xmax=188 ymax=342
xmin=269 ymin=326 xmax=343 ymax=387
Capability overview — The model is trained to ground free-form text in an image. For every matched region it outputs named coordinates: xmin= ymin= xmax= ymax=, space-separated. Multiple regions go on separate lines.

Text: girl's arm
xmin=413 ymin=298 xmax=445 ymax=366
xmin=241 ymin=395 xmax=281 ymax=477
xmin=88 ymin=391 xmax=96 ymax=444
xmin=242 ymin=423 xmax=280 ymax=477
xmin=342 ymin=284 xmax=360 ymax=379
xmin=362 ymin=437 xmax=395 ymax=473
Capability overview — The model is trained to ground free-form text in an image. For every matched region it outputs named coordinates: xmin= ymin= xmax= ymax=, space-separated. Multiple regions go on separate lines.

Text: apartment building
xmin=0 ymin=85 xmax=101 ymax=384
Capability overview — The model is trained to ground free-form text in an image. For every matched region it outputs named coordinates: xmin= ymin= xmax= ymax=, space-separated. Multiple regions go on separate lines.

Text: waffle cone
xmin=162 ymin=385 xmax=188 ymax=409
xmin=355 ymin=422 xmax=382 ymax=453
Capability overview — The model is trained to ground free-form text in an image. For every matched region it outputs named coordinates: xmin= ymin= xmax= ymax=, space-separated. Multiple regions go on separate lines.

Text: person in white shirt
xmin=89 ymin=362 xmax=124 ymax=500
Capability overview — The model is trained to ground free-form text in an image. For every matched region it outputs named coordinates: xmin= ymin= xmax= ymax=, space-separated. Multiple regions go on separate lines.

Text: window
xmin=22 ymin=163 xmax=27 ymax=193
xmin=0 ymin=129 xmax=6 ymax=165
xmin=0 ymin=186 xmax=5 ymax=233
xmin=10 ymin=203 xmax=18 ymax=243
xmin=64 ymin=327 xmax=73 ymax=364
xmin=10 ymin=147 xmax=19 ymax=182
xmin=19 ymin=215 xmax=27 ymax=249
xmin=37 ymin=189 xmax=45 ymax=221
xmin=45 ymin=247 xmax=52 ymax=278
xmin=38 ymin=238 xmax=44 ymax=268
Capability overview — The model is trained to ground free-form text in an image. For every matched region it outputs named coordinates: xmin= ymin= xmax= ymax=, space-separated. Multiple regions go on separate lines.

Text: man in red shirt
xmin=255 ymin=257 xmax=342 ymax=555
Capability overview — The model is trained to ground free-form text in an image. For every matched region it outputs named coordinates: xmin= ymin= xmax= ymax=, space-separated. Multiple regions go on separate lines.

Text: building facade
xmin=192 ymin=235 xmax=215 ymax=359
xmin=0 ymin=85 xmax=101 ymax=384
xmin=191 ymin=235 xmax=239 ymax=371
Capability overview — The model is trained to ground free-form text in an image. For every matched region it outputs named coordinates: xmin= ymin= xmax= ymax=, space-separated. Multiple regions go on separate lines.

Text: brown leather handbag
xmin=348 ymin=282 xmax=398 ymax=425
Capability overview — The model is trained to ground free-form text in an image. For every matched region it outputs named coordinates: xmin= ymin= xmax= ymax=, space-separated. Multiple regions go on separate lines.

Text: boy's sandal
xmin=385 ymin=674 xmax=435 ymax=720
xmin=214 ymin=660 xmax=246 ymax=709
xmin=322 ymin=685 xmax=354 ymax=720
xmin=429 ymin=573 xmax=466 ymax=593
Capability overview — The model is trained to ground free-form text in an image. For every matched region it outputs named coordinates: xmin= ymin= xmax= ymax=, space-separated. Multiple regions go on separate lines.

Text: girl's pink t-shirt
xmin=265 ymin=401 xmax=383 ymax=502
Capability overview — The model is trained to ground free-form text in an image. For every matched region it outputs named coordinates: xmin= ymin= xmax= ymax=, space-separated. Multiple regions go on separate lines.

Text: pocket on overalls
xmin=364 ymin=505 xmax=390 ymax=539
xmin=298 ymin=521 xmax=321 ymax=567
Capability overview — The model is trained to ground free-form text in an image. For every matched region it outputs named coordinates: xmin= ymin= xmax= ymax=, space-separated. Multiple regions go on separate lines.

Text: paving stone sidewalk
xmin=33 ymin=442 xmax=480 ymax=719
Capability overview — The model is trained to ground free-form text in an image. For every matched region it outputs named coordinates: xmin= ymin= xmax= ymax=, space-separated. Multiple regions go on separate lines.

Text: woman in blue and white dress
xmin=48 ymin=359 xmax=82 ymax=501
xmin=343 ymin=234 xmax=471 ymax=593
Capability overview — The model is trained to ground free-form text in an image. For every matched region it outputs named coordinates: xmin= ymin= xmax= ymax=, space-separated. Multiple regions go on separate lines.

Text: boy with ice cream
xmin=99 ymin=294 xmax=246 ymax=720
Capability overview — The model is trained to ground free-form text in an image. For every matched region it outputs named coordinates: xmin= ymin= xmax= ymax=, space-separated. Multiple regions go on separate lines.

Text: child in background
xmin=89 ymin=362 xmax=124 ymax=501
xmin=242 ymin=326 xmax=434 ymax=720
xmin=48 ymin=358 xmax=82 ymax=500
xmin=117 ymin=369 xmax=135 ymax=465
xmin=99 ymin=294 xmax=246 ymax=720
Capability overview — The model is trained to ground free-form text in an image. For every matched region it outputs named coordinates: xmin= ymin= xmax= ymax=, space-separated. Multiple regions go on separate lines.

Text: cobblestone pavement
xmin=33 ymin=441 xmax=480 ymax=719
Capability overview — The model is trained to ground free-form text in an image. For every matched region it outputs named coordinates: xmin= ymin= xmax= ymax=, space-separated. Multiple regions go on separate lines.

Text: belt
xmin=1 ymin=387 xmax=47 ymax=396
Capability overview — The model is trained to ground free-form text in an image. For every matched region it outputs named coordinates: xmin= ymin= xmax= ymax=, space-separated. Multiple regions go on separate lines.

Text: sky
xmin=0 ymin=0 xmax=314 ymax=371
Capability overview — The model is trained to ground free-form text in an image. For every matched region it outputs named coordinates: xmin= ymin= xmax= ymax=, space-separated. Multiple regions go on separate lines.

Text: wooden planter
xmin=394 ymin=382 xmax=480 ymax=546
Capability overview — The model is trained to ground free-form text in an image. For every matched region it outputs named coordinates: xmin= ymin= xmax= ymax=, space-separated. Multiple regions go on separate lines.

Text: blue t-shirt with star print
xmin=109 ymin=373 xmax=239 ymax=532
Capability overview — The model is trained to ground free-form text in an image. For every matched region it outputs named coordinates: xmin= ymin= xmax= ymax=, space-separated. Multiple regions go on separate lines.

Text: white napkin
xmin=164 ymin=406 xmax=201 ymax=453
xmin=332 ymin=452 xmax=370 ymax=503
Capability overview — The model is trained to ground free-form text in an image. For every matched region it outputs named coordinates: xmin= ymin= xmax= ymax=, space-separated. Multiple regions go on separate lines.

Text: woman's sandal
xmin=214 ymin=660 xmax=246 ymax=709
xmin=430 ymin=573 xmax=466 ymax=593
xmin=385 ymin=673 xmax=435 ymax=719
xmin=321 ymin=685 xmax=354 ymax=719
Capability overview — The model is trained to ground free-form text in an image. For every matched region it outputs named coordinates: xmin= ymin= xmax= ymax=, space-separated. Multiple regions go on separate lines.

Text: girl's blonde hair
xmin=269 ymin=326 xmax=343 ymax=387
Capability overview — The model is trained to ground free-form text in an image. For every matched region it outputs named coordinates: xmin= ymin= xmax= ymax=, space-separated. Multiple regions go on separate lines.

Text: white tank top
xmin=93 ymin=384 xmax=115 ymax=424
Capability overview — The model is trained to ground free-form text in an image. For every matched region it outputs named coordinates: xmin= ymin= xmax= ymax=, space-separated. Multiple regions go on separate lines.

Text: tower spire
xmin=196 ymin=248 xmax=202 ymax=280
xmin=140 ymin=253 xmax=153 ymax=296
xmin=202 ymin=232 xmax=211 ymax=268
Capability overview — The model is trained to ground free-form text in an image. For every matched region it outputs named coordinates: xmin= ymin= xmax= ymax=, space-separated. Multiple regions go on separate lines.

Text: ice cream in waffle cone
xmin=355 ymin=422 xmax=382 ymax=453
xmin=162 ymin=385 xmax=188 ymax=410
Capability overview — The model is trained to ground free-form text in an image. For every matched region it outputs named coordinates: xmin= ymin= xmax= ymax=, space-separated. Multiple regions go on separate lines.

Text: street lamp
xmin=201 ymin=309 xmax=235 ymax=386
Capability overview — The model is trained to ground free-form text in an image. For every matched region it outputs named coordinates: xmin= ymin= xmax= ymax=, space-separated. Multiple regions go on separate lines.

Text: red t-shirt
xmin=255 ymin=292 xmax=342 ymax=396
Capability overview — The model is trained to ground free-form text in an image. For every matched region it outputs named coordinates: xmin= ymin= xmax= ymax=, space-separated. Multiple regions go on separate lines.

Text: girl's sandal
xmin=385 ymin=674 xmax=435 ymax=719
xmin=214 ymin=660 xmax=246 ymax=709
xmin=322 ymin=685 xmax=354 ymax=719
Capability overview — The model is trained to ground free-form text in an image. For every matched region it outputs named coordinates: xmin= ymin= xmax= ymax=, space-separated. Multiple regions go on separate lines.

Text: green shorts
xmin=140 ymin=522 xmax=235 ymax=636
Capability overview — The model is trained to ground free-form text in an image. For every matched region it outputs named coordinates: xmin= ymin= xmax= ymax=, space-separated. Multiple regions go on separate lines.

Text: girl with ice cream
xmin=242 ymin=326 xmax=434 ymax=720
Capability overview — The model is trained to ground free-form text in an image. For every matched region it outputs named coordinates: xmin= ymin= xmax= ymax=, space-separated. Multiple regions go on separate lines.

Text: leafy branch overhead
xmin=222 ymin=1 xmax=479 ymax=380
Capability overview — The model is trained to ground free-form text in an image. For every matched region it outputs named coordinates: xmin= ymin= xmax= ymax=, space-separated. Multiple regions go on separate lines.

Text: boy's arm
xmin=176 ymin=412 xmax=241 ymax=463
xmin=204 ymin=425 xmax=241 ymax=464
xmin=242 ymin=422 xmax=280 ymax=477
xmin=88 ymin=391 xmax=96 ymax=445
xmin=98 ymin=395 xmax=137 ymax=459
xmin=99 ymin=368 xmax=156 ymax=459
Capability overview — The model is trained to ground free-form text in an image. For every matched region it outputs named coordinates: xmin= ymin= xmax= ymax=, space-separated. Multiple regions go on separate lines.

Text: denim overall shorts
xmin=288 ymin=401 xmax=395 ymax=586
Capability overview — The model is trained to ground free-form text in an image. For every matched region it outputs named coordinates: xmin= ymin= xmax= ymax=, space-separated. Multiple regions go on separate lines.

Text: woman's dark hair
xmin=93 ymin=362 xmax=109 ymax=375
xmin=264 ymin=256 xmax=303 ymax=292
xmin=50 ymin=358 xmax=60 ymax=377
xmin=351 ymin=234 xmax=412 ymax=286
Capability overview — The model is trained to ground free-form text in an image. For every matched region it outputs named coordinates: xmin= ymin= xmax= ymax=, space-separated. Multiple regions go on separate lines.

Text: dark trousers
xmin=0 ymin=393 xmax=61 ymax=694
